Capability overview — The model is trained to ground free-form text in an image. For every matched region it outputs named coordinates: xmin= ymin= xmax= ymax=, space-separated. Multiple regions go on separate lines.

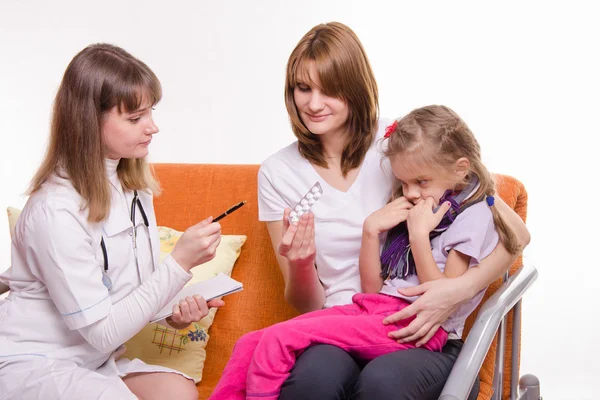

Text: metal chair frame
xmin=440 ymin=258 xmax=541 ymax=400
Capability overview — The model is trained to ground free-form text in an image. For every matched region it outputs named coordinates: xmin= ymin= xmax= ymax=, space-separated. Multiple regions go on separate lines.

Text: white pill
xmin=306 ymin=193 xmax=314 ymax=199
xmin=295 ymin=205 xmax=302 ymax=212
xmin=311 ymin=186 xmax=320 ymax=193
xmin=313 ymin=192 xmax=321 ymax=199
xmin=308 ymin=198 xmax=316 ymax=205
xmin=302 ymin=204 xmax=310 ymax=211
xmin=291 ymin=216 xmax=299 ymax=223
xmin=290 ymin=211 xmax=297 ymax=218
xmin=300 ymin=199 xmax=308 ymax=206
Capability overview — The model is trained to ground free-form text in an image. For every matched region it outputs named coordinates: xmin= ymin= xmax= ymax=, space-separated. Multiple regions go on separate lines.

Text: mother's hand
xmin=383 ymin=277 xmax=471 ymax=347
xmin=277 ymin=209 xmax=316 ymax=268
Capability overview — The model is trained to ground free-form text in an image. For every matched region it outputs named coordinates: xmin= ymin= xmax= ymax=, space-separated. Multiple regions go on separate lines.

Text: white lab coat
xmin=0 ymin=159 xmax=193 ymax=400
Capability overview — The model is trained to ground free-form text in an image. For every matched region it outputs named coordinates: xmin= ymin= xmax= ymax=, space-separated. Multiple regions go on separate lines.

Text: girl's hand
xmin=407 ymin=198 xmax=451 ymax=238
xmin=363 ymin=197 xmax=413 ymax=236
xmin=167 ymin=296 xmax=225 ymax=329
xmin=278 ymin=209 xmax=316 ymax=269
xmin=383 ymin=278 xmax=469 ymax=347
xmin=171 ymin=217 xmax=222 ymax=272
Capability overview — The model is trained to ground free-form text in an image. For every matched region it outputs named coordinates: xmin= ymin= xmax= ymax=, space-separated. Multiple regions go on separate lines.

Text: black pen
xmin=212 ymin=201 xmax=247 ymax=222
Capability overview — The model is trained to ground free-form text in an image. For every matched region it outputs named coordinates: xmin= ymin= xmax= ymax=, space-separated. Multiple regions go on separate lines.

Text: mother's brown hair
xmin=29 ymin=43 xmax=162 ymax=222
xmin=285 ymin=22 xmax=379 ymax=176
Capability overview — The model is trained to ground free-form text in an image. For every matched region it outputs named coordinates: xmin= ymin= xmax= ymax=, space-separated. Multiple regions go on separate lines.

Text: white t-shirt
xmin=258 ymin=119 xmax=395 ymax=307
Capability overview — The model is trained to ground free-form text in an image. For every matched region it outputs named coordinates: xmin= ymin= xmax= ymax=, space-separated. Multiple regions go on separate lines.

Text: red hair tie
xmin=384 ymin=120 xmax=398 ymax=139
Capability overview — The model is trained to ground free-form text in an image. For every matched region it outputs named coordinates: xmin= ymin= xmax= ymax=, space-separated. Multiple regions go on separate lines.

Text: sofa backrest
xmin=152 ymin=164 xmax=527 ymax=400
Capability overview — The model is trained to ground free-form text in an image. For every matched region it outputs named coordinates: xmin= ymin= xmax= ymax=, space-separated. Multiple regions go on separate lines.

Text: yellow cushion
xmin=6 ymin=207 xmax=20 ymax=239
xmin=121 ymin=226 xmax=246 ymax=382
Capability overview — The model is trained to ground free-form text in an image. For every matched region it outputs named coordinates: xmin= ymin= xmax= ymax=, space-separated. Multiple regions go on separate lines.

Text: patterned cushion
xmin=121 ymin=226 xmax=246 ymax=382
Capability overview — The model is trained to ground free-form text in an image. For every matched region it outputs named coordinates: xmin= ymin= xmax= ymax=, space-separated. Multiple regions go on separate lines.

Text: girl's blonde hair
xmin=29 ymin=43 xmax=162 ymax=223
xmin=385 ymin=105 xmax=521 ymax=255
xmin=285 ymin=22 xmax=379 ymax=176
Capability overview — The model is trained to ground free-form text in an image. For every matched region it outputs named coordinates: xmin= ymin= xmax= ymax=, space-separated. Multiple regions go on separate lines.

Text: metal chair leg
xmin=518 ymin=374 xmax=542 ymax=400
xmin=510 ymin=300 xmax=522 ymax=399
xmin=491 ymin=272 xmax=509 ymax=400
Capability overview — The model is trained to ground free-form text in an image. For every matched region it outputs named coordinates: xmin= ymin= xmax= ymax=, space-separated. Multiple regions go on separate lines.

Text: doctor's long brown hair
xmin=29 ymin=43 xmax=162 ymax=222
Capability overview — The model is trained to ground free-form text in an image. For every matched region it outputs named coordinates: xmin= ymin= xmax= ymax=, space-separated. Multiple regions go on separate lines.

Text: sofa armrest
xmin=439 ymin=258 xmax=538 ymax=400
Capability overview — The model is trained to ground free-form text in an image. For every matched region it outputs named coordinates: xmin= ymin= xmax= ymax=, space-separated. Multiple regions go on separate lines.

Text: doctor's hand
xmin=278 ymin=209 xmax=316 ymax=269
xmin=171 ymin=217 xmax=222 ymax=272
xmin=166 ymin=295 xmax=225 ymax=330
xmin=383 ymin=277 xmax=468 ymax=347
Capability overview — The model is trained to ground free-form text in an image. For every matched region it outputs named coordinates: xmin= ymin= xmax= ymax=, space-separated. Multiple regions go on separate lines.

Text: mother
xmin=258 ymin=22 xmax=530 ymax=399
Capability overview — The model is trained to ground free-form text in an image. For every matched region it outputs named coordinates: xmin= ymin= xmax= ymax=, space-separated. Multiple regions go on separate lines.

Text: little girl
xmin=210 ymin=105 xmax=522 ymax=400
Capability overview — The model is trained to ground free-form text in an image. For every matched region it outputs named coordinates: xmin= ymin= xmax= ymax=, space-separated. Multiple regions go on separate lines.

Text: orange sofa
xmin=152 ymin=164 xmax=528 ymax=400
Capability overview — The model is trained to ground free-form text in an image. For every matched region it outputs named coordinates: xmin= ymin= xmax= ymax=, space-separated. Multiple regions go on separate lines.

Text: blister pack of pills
xmin=289 ymin=182 xmax=323 ymax=223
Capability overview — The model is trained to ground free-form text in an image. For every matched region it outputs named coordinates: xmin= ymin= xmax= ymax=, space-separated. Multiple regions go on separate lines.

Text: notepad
xmin=150 ymin=273 xmax=243 ymax=323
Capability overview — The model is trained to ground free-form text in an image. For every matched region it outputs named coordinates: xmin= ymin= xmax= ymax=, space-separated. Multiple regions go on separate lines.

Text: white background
xmin=1 ymin=1 xmax=598 ymax=398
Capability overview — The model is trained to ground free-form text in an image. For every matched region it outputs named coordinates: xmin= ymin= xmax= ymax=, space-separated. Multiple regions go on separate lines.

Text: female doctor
xmin=0 ymin=44 xmax=221 ymax=400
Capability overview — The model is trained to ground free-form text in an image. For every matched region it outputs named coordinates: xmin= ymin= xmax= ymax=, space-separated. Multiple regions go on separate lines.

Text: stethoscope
xmin=100 ymin=190 xmax=153 ymax=290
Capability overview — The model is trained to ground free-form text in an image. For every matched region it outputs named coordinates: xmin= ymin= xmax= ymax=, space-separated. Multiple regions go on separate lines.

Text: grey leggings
xmin=278 ymin=340 xmax=480 ymax=400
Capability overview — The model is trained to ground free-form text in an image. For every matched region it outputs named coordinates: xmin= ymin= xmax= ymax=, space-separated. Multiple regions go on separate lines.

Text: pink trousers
xmin=209 ymin=293 xmax=448 ymax=400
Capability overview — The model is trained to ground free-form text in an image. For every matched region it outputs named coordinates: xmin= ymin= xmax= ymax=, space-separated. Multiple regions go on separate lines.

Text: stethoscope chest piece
xmin=101 ymin=270 xmax=113 ymax=290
